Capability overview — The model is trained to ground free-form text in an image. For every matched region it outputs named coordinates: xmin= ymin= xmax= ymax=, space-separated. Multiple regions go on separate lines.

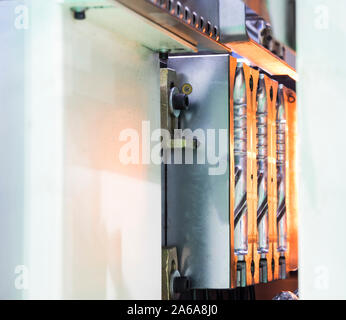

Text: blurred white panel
xmin=6 ymin=1 xmax=162 ymax=299
xmin=0 ymin=0 xmax=26 ymax=299
xmin=61 ymin=1 xmax=197 ymax=53
xmin=297 ymin=0 xmax=346 ymax=299
xmin=23 ymin=0 xmax=64 ymax=299
xmin=61 ymin=6 xmax=161 ymax=299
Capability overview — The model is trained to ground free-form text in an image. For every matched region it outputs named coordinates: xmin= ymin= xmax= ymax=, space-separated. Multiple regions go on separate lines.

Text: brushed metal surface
xmin=166 ymin=54 xmax=230 ymax=289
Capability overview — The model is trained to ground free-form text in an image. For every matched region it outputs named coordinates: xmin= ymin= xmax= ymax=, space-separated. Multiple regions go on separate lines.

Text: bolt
xmin=72 ymin=7 xmax=87 ymax=20
xmin=172 ymin=93 xmax=189 ymax=111
xmin=173 ymin=277 xmax=190 ymax=293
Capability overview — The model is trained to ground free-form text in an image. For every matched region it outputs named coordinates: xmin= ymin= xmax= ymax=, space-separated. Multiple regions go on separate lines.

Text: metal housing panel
xmin=166 ymin=54 xmax=230 ymax=289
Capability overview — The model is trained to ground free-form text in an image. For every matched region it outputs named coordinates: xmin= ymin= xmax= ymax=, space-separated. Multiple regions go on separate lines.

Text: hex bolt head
xmin=74 ymin=11 xmax=85 ymax=20
xmin=259 ymin=258 xmax=268 ymax=283
xmin=173 ymin=276 xmax=190 ymax=293
xmin=72 ymin=8 xmax=87 ymax=20
xmin=169 ymin=87 xmax=189 ymax=118
xmin=172 ymin=92 xmax=189 ymax=110
xmin=279 ymin=256 xmax=287 ymax=280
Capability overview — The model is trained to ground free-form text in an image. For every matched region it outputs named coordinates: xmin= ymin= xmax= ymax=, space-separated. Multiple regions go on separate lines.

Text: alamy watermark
xmin=314 ymin=5 xmax=329 ymax=30
xmin=14 ymin=5 xmax=29 ymax=30
xmin=14 ymin=265 xmax=29 ymax=290
xmin=119 ymin=121 xmax=228 ymax=176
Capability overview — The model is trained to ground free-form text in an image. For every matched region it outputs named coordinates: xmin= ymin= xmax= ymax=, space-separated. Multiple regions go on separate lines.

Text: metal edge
xmin=114 ymin=0 xmax=230 ymax=53
xmin=227 ymin=39 xmax=298 ymax=80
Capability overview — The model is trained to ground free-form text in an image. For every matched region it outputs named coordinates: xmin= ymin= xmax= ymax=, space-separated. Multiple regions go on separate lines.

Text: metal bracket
xmin=162 ymin=247 xmax=178 ymax=300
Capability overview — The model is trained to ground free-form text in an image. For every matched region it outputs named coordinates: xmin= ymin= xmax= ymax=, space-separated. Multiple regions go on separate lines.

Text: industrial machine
xmin=5 ymin=0 xmax=346 ymax=301
xmin=40 ymin=0 xmax=298 ymax=299
xmin=161 ymin=54 xmax=297 ymax=299
xmin=153 ymin=0 xmax=298 ymax=299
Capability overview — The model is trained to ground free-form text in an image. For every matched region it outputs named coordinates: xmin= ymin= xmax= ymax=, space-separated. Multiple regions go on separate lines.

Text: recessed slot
xmin=160 ymin=0 xmax=166 ymax=8
xmin=168 ymin=0 xmax=174 ymax=13
xmin=192 ymin=12 xmax=198 ymax=27
xmin=206 ymin=21 xmax=211 ymax=36
xmin=199 ymin=17 xmax=205 ymax=31
xmin=184 ymin=7 xmax=191 ymax=23
xmin=213 ymin=26 xmax=218 ymax=39
xmin=176 ymin=2 xmax=182 ymax=18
